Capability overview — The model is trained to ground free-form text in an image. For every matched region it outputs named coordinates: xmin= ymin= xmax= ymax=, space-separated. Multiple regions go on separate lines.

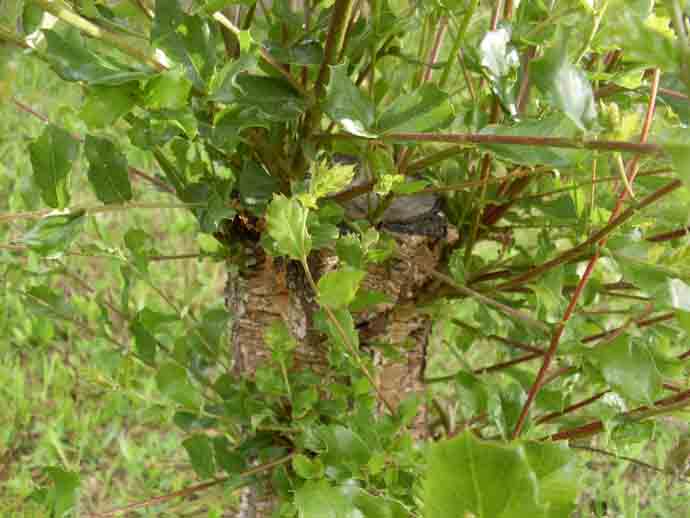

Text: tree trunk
xmin=223 ymin=219 xmax=447 ymax=517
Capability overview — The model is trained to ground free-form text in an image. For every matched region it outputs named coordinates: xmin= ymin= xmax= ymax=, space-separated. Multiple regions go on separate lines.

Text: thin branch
xmin=92 ymin=455 xmax=295 ymax=517
xmin=33 ymin=0 xmax=165 ymax=71
xmin=415 ymin=263 xmax=551 ymax=333
xmin=0 ymin=202 xmax=202 ymax=224
xmin=573 ymin=445 xmax=690 ymax=482
xmin=511 ymin=71 xmax=664 ymax=438
xmin=320 ymin=131 xmax=664 ymax=155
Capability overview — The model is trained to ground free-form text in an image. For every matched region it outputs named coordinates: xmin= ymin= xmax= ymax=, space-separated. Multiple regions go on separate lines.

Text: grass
xmin=1 ymin=53 xmax=234 ymax=515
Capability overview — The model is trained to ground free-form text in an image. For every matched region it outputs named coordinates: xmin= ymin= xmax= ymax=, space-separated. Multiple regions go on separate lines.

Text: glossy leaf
xmin=43 ymin=29 xmax=151 ymax=85
xmin=531 ymin=31 xmax=596 ymax=130
xmin=29 ymin=124 xmax=79 ymax=208
xmin=152 ymin=0 xmax=218 ymax=90
xmin=479 ymin=115 xmax=585 ymax=167
xmin=479 ymin=27 xmax=520 ymax=115
xmin=376 ymin=84 xmax=454 ymax=134
xmin=84 ymin=135 xmax=133 ymax=204
xmin=266 ymin=195 xmax=312 ymax=260
xmin=324 ymin=63 xmax=376 ymax=137
xmin=239 ymin=160 xmax=280 ymax=213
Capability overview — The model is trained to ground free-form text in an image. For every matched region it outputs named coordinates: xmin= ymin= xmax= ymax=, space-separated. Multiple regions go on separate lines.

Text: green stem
xmin=300 ymin=258 xmax=395 ymax=414
xmin=33 ymin=0 xmax=165 ymax=70
xmin=439 ymin=0 xmax=477 ymax=88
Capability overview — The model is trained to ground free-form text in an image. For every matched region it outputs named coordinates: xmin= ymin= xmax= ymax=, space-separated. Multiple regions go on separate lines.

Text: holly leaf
xmin=19 ymin=211 xmax=85 ymax=255
xmin=324 ymin=63 xmax=376 ymax=137
xmin=29 ymin=124 xmax=79 ymax=208
xmin=144 ymin=69 xmax=192 ymax=110
xmin=43 ymin=29 xmax=151 ymax=85
xmin=298 ymin=160 xmax=357 ymax=209
xmin=84 ymin=135 xmax=133 ymax=204
xmin=80 ymin=82 xmax=140 ymax=129
xmin=376 ymin=84 xmax=454 ymax=133
xmin=424 ymin=431 xmax=552 ymax=518
xmin=152 ymin=0 xmax=218 ymax=90
xmin=531 ymin=30 xmax=596 ymax=130
xmin=266 ymin=195 xmax=311 ymax=260
xmin=317 ymin=267 xmax=366 ymax=309
xmin=587 ymin=335 xmax=663 ymax=404
xmin=183 ymin=434 xmax=216 ymax=479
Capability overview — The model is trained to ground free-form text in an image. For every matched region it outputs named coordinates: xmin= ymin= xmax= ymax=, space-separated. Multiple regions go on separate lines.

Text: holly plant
xmin=2 ymin=0 xmax=690 ymax=516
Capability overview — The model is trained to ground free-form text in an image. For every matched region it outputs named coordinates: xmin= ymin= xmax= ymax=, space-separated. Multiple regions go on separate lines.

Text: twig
xmin=92 ymin=454 xmax=294 ymax=517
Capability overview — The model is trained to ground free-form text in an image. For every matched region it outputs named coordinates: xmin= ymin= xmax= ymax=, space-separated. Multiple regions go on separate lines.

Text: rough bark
xmin=222 ymin=217 xmax=447 ymax=517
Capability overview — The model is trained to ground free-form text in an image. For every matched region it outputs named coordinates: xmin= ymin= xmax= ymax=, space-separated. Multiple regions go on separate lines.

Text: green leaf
xmin=130 ymin=315 xmax=157 ymax=366
xmin=324 ymin=63 xmax=376 ymax=137
xmin=224 ymin=74 xmax=306 ymax=121
xmin=212 ymin=436 xmax=246 ymax=474
xmin=587 ymin=335 xmax=663 ymax=404
xmin=152 ymin=0 xmax=218 ymax=90
xmin=321 ymin=307 xmax=359 ymax=352
xmin=424 ymin=431 xmax=549 ymax=518
xmin=294 ymin=481 xmax=409 ymax=518
xmin=266 ymin=195 xmax=312 ymax=260
xmin=80 ymin=82 xmax=140 ymax=128
xmin=294 ymin=481 xmax=355 ymax=518
xmin=23 ymin=285 xmax=77 ymax=321
xmin=658 ymin=127 xmax=690 ymax=188
xmin=84 ymin=135 xmax=133 ymax=204
xmin=531 ymin=30 xmax=596 ymax=130
xmin=265 ymin=39 xmax=324 ymax=65
xmin=43 ymin=29 xmax=151 ymax=85
xmin=479 ymin=115 xmax=585 ymax=167
xmin=298 ymin=160 xmax=357 ymax=209
xmin=239 ymin=160 xmax=280 ymax=214
xmin=317 ymin=267 xmax=366 ymax=309
xmin=29 ymin=124 xmax=79 ymax=208
xmin=156 ymin=362 xmax=201 ymax=408
xmin=182 ymin=434 xmax=216 ymax=479
xmin=318 ymin=425 xmax=371 ymax=470
xmin=42 ymin=467 xmax=80 ymax=518
xmin=19 ymin=211 xmax=85 ymax=254
xmin=293 ymin=454 xmax=325 ymax=479
xmin=522 ymin=442 xmax=578 ymax=518
xmin=376 ymin=84 xmax=454 ymax=133
xmin=144 ymin=68 xmax=192 ymax=110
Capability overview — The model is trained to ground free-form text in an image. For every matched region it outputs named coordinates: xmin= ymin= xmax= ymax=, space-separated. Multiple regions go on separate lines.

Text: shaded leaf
xmin=152 ymin=0 xmax=218 ymax=90
xmin=84 ymin=135 xmax=133 ymax=204
xmin=29 ymin=124 xmax=79 ymax=208
xmin=156 ymin=362 xmax=201 ymax=408
xmin=479 ymin=115 xmax=585 ymax=167
xmin=183 ymin=434 xmax=216 ymax=479
xmin=324 ymin=63 xmax=376 ymax=137
xmin=43 ymin=29 xmax=151 ymax=85
xmin=19 ymin=211 xmax=85 ymax=254
xmin=144 ymin=68 xmax=192 ymax=110
xmin=239 ymin=160 xmax=280 ymax=214
xmin=531 ymin=30 xmax=596 ymax=130
xmin=376 ymin=84 xmax=454 ymax=133
xmin=80 ymin=82 xmax=140 ymax=129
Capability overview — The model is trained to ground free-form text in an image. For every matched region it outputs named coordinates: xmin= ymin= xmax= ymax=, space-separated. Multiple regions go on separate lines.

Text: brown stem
xmin=536 ymin=390 xmax=611 ymax=425
xmin=511 ymin=72 xmax=664 ymax=438
xmin=322 ymin=132 xmax=663 ymax=154
xmin=92 ymin=454 xmax=294 ymax=517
